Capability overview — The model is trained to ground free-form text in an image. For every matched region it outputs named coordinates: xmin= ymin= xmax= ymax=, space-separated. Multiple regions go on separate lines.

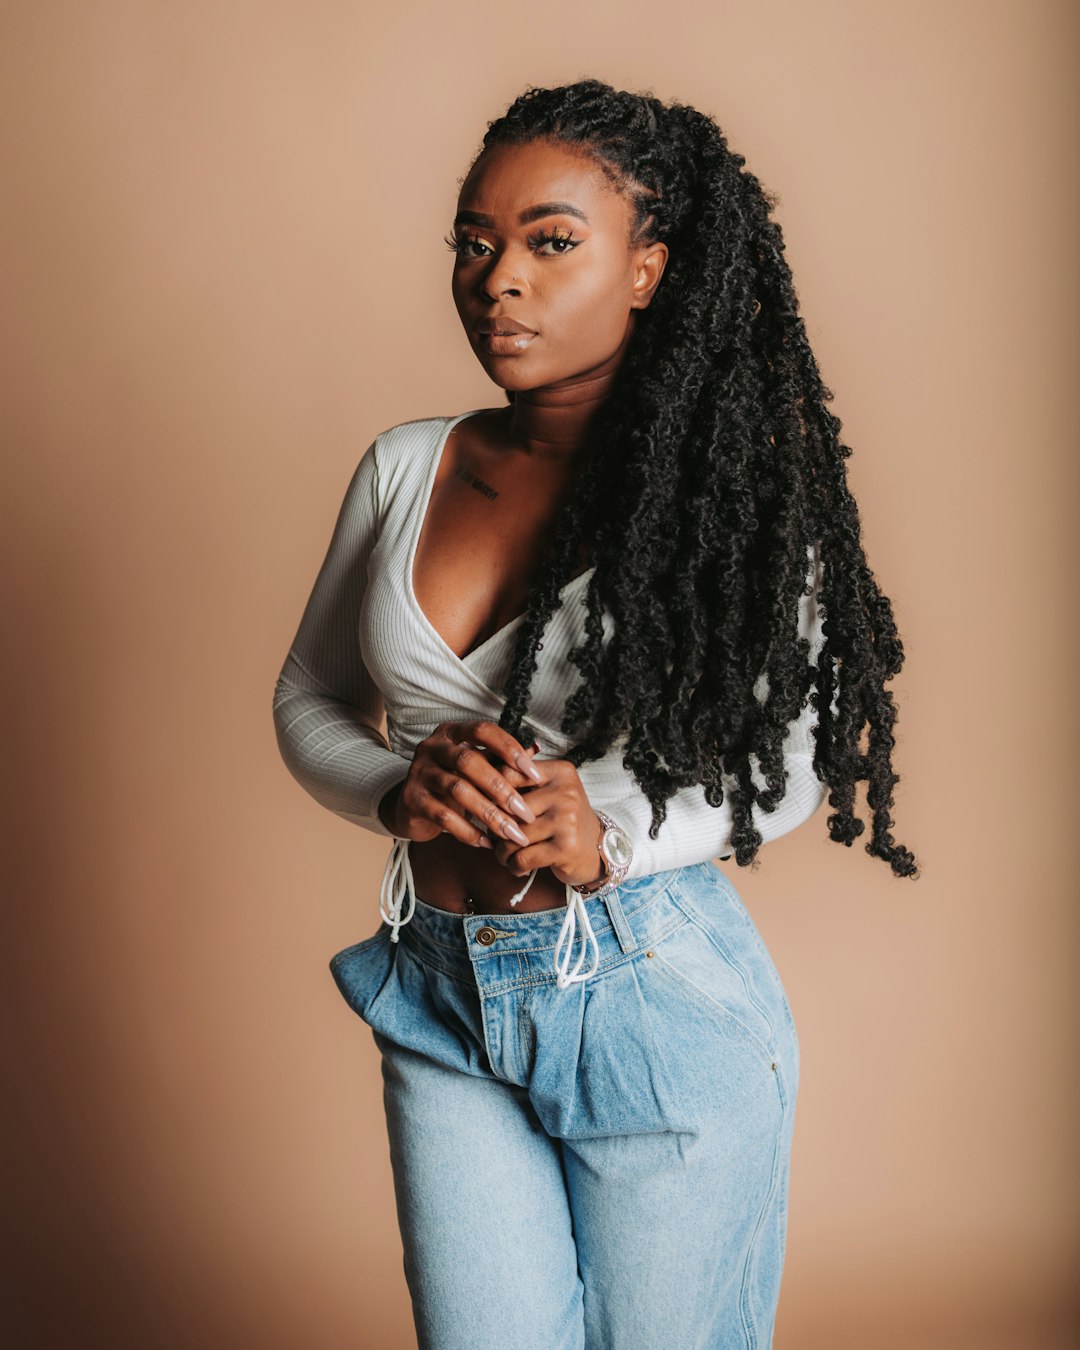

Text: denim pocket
xmin=670 ymin=864 xmax=799 ymax=1059
xmin=707 ymin=867 xmax=798 ymax=1041
xmin=647 ymin=909 xmax=778 ymax=1068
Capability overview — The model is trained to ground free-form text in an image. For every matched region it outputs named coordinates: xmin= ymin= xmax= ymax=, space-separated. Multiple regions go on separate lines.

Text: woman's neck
xmin=503 ymin=322 xmax=633 ymax=464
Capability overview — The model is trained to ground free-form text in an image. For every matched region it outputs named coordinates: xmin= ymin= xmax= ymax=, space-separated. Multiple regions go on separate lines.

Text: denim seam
xmin=709 ymin=871 xmax=800 ymax=1042
xmin=648 ymin=953 xmax=777 ymax=1069
xmin=329 ymin=927 xmax=391 ymax=966
xmin=399 ymin=883 xmax=675 ymax=967
xmin=738 ymin=1068 xmax=788 ymax=1349
xmin=517 ymin=992 xmax=535 ymax=1079
xmin=446 ymin=914 xmax=689 ymax=996
xmin=771 ymin=1063 xmax=793 ymax=1250
xmin=402 ymin=914 xmax=616 ymax=957
xmin=666 ymin=888 xmax=779 ymax=1047
xmin=399 ymin=873 xmax=676 ymax=958
xmin=615 ymin=878 xmax=677 ymax=923
xmin=397 ymin=938 xmax=480 ymax=989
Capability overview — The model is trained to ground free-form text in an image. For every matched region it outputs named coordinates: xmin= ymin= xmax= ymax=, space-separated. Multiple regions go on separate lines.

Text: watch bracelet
xmin=571 ymin=810 xmax=629 ymax=897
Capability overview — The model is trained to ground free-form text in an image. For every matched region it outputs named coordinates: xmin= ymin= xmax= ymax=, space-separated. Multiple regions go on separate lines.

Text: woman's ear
xmin=630 ymin=242 xmax=669 ymax=310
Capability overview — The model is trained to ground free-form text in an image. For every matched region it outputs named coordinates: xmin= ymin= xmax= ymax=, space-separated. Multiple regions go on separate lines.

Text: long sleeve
xmin=596 ymin=540 xmax=830 ymax=879
xmin=602 ymin=715 xmax=825 ymax=881
xmin=272 ymin=440 xmax=411 ymax=837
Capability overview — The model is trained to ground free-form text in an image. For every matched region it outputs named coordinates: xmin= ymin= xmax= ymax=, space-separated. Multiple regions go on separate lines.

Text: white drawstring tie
xmin=379 ymin=836 xmax=417 ymax=944
xmin=378 ymin=838 xmax=601 ymax=989
xmin=552 ymin=881 xmax=601 ymax=989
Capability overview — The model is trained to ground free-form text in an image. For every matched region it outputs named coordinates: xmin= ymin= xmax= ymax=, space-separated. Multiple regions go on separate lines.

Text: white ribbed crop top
xmin=272 ymin=409 xmax=829 ymax=988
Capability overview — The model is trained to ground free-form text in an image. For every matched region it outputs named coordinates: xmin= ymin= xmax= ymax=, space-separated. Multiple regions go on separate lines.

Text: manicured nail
xmin=503 ymin=819 xmax=529 ymax=846
xmin=508 ymin=793 xmax=535 ymax=823
xmin=515 ymin=751 xmax=543 ymax=783
xmin=476 ymin=835 xmax=493 ymax=849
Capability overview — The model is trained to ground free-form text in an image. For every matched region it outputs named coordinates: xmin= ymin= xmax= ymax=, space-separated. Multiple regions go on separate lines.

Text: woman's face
xmin=450 ymin=139 xmax=668 ymax=393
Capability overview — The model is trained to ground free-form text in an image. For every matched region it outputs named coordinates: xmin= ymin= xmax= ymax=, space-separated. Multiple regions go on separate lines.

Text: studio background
xmin=2 ymin=2 xmax=1076 ymax=1347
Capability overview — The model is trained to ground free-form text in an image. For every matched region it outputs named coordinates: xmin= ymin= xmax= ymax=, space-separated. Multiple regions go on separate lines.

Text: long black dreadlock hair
xmin=471 ymin=78 xmax=918 ymax=879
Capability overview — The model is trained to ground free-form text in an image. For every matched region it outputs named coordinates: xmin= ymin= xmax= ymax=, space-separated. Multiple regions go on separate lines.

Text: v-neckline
xmin=403 ymin=410 xmax=595 ymax=669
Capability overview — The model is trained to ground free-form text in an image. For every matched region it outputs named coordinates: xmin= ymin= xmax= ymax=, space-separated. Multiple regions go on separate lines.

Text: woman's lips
xmin=475 ymin=316 xmax=537 ymax=355
xmin=479 ymin=331 xmax=537 ymax=356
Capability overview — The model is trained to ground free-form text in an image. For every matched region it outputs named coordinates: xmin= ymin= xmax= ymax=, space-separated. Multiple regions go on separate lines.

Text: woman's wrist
xmin=571 ymin=812 xmax=609 ymax=890
xmin=377 ymin=782 xmax=407 ymax=836
xmin=570 ymin=809 xmax=634 ymax=896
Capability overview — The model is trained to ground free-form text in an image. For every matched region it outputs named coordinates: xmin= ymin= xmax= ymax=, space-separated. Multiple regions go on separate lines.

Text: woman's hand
xmin=490 ymin=756 xmax=608 ymax=890
xmin=378 ymin=720 xmax=544 ymax=849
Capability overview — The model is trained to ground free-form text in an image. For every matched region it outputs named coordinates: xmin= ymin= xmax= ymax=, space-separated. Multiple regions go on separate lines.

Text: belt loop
xmin=602 ymin=887 xmax=638 ymax=955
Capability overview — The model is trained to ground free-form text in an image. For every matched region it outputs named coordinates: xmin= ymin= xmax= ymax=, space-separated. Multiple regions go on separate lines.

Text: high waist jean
xmin=330 ymin=860 xmax=800 ymax=1350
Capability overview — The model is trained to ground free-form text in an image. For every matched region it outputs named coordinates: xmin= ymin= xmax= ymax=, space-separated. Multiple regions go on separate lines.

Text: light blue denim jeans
xmin=330 ymin=860 xmax=800 ymax=1350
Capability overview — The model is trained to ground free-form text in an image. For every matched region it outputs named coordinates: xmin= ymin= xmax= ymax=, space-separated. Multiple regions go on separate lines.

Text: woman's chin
xmin=480 ymin=363 xmax=548 ymax=394
xmin=474 ymin=347 xmax=621 ymax=396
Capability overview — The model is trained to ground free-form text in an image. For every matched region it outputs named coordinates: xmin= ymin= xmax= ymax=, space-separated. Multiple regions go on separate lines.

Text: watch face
xmin=602 ymin=827 xmax=633 ymax=870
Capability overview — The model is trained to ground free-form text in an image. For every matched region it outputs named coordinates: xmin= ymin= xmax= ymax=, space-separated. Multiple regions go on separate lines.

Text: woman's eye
xmin=442 ymin=227 xmax=581 ymax=259
xmin=529 ymin=228 xmax=580 ymax=255
xmin=443 ymin=232 xmax=492 ymax=258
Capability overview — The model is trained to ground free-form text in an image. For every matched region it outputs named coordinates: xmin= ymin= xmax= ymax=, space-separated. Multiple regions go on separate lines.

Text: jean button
xmin=476 ymin=926 xmax=497 ymax=946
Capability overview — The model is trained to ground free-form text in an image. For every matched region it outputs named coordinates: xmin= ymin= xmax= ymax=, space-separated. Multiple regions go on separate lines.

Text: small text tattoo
xmin=455 ymin=465 xmax=499 ymax=500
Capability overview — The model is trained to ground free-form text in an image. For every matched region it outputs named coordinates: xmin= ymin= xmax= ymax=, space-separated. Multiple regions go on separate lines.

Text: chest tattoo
xmin=454 ymin=464 xmax=499 ymax=501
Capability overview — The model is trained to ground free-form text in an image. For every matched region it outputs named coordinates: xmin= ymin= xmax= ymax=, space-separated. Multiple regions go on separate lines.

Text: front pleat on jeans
xmin=329 ymin=859 xmax=800 ymax=1350
xmin=329 ymin=861 xmax=793 ymax=1137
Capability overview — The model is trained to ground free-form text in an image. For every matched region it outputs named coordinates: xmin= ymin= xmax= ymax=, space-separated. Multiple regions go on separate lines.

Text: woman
xmin=273 ymin=79 xmax=918 ymax=1349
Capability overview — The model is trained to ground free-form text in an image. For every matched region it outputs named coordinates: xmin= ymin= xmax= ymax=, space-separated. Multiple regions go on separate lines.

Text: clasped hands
xmin=377 ymin=720 xmax=607 ymax=891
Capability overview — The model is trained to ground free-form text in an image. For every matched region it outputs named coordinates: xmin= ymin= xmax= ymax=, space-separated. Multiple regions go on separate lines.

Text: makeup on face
xmin=448 ymin=140 xmax=646 ymax=393
xmin=475 ymin=315 xmax=538 ymax=355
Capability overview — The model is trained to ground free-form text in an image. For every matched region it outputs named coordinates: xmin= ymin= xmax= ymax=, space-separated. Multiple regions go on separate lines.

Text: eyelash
xmin=443 ymin=226 xmax=581 ymax=258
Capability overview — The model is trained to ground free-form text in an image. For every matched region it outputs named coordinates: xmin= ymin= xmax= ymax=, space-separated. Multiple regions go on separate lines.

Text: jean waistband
xmin=378 ymin=838 xmax=684 ymax=991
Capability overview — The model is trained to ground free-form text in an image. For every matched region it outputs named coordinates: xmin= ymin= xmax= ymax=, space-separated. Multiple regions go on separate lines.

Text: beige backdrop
xmin=2 ymin=1 xmax=1076 ymax=1347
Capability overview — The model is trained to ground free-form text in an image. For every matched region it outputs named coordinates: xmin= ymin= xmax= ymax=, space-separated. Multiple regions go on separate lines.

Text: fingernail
xmin=508 ymin=793 xmax=535 ymax=823
xmin=515 ymin=751 xmax=542 ymax=783
xmin=528 ymin=740 xmax=540 ymax=754
xmin=476 ymin=835 xmax=493 ymax=849
xmin=504 ymin=820 xmax=529 ymax=846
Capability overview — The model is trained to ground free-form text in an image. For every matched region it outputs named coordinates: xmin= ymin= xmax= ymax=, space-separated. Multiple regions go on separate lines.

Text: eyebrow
xmin=453 ymin=201 xmax=590 ymax=229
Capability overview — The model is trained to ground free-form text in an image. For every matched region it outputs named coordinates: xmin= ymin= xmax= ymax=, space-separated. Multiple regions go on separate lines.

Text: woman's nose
xmin=479 ymin=258 xmax=526 ymax=302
